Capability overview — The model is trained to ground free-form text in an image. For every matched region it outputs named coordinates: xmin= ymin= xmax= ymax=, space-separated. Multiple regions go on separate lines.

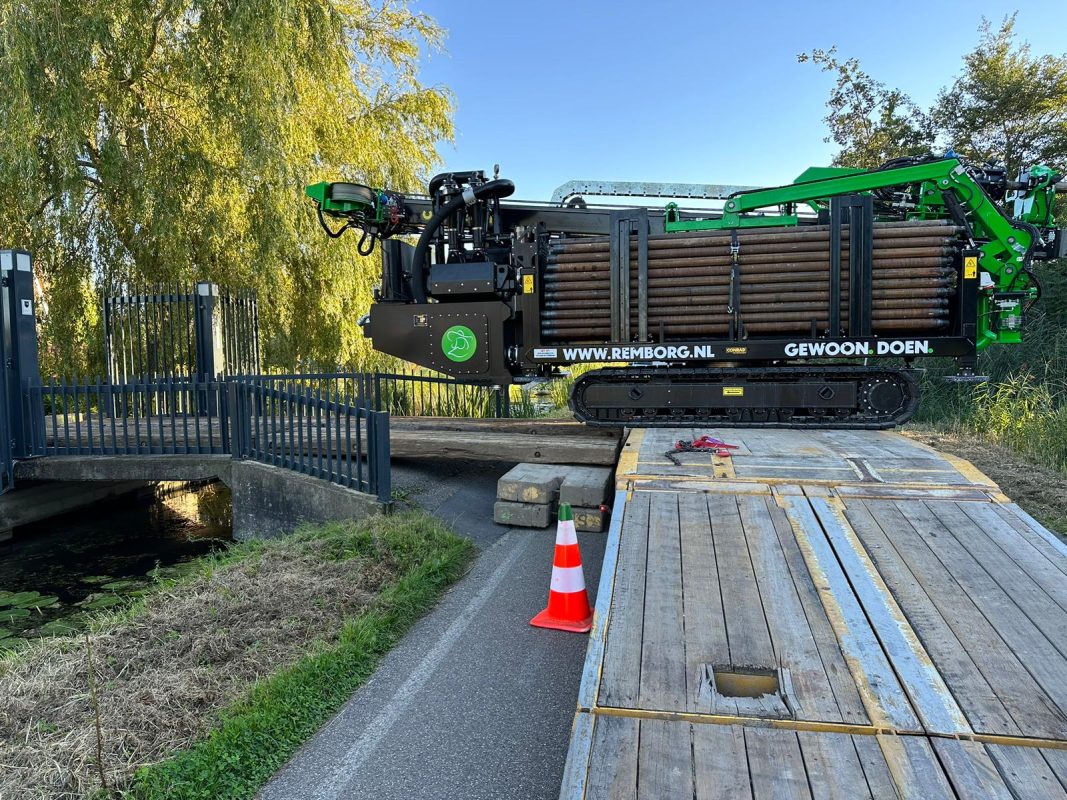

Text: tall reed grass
xmin=915 ymin=267 xmax=1067 ymax=473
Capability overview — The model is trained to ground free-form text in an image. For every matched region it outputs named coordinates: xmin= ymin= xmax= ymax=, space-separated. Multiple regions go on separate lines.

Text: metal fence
xmin=103 ymin=283 xmax=260 ymax=383
xmin=24 ymin=377 xmax=231 ymax=455
xmin=250 ymin=369 xmax=513 ymax=419
xmin=230 ymin=378 xmax=389 ymax=502
xmin=21 ymin=375 xmax=391 ymax=503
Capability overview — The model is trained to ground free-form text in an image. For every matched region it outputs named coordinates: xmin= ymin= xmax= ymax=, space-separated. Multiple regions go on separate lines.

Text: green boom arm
xmin=669 ymin=158 xmax=1038 ymax=349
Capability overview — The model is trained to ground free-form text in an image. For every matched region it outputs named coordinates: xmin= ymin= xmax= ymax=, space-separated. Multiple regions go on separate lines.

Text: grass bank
xmin=913 ymin=265 xmax=1067 ymax=474
xmin=0 ymin=511 xmax=475 ymax=800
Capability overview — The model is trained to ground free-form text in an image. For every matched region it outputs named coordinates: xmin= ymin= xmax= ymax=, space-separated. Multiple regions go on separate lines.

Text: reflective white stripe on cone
xmin=550 ymin=564 xmax=586 ymax=593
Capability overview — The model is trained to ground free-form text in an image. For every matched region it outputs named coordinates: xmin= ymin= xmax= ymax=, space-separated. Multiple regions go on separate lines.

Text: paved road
xmin=260 ymin=457 xmax=605 ymax=800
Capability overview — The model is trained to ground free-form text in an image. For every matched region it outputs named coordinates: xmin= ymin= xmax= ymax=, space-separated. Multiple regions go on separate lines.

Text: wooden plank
xmin=742 ymin=495 xmax=845 ymax=723
xmin=959 ymin=502 xmax=1067 ymax=607
xmin=677 ymin=492 xmax=732 ymax=714
xmin=638 ymin=493 xmax=686 ymax=710
xmin=810 ymin=497 xmax=970 ymax=736
xmin=636 ymin=719 xmax=693 ymax=799
xmin=692 ymin=724 xmax=753 ymax=800
xmin=1040 ymin=748 xmax=1067 ymax=794
xmin=584 ymin=715 xmax=639 ymax=800
xmin=599 ymin=492 xmax=651 ymax=709
xmin=861 ymin=498 xmax=1064 ymax=738
xmin=986 ymin=744 xmax=1067 ymax=800
xmin=390 ymin=416 xmax=621 ymax=440
xmin=906 ymin=500 xmax=1067 ymax=724
xmin=989 ymin=504 xmax=1067 ymax=575
xmin=841 ymin=500 xmax=1012 ymax=735
xmin=767 ymin=501 xmax=870 ymax=726
xmin=707 ymin=494 xmax=777 ymax=669
xmin=781 ymin=497 xmax=919 ymax=732
xmin=930 ymin=739 xmax=1014 ymax=800
xmin=893 ymin=737 xmax=957 ymax=799
xmin=849 ymin=736 xmax=902 ymax=799
xmin=744 ymin=728 xmax=811 ymax=800
xmin=932 ymin=501 xmax=1067 ymax=653
xmin=796 ymin=731 xmax=873 ymax=799
xmin=388 ymin=428 xmax=620 ymax=464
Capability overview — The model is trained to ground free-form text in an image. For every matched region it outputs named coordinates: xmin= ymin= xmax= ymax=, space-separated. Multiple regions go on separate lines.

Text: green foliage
xmin=797 ymin=48 xmax=934 ymax=168
xmin=0 ymin=0 xmax=453 ymax=375
xmin=125 ymin=512 xmax=474 ymax=800
xmin=801 ymin=16 xmax=1067 ymax=174
xmin=933 ymin=15 xmax=1067 ymax=175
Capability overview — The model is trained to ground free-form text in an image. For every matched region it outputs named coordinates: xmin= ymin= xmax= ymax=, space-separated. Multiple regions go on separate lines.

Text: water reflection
xmin=0 ymin=481 xmax=232 ymax=647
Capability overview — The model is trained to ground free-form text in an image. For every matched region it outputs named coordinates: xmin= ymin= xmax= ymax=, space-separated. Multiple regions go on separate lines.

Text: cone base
xmin=530 ymin=607 xmax=593 ymax=634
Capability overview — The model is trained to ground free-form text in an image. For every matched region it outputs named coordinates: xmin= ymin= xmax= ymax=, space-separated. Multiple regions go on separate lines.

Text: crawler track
xmin=569 ymin=365 xmax=919 ymax=428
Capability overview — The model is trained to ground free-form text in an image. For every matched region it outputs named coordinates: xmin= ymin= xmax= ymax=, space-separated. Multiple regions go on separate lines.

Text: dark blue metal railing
xmin=21 ymin=375 xmax=391 ymax=504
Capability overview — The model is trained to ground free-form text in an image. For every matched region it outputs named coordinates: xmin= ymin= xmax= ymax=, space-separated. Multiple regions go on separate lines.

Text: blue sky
xmin=412 ymin=0 xmax=1065 ymax=200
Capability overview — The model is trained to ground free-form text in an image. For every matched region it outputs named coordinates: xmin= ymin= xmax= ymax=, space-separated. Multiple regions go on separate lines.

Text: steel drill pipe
xmin=543 ymin=284 xmax=954 ymax=307
xmin=544 ymin=267 xmax=953 ymax=284
xmin=544 ymin=267 xmax=953 ymax=290
xmin=542 ymin=318 xmax=950 ymax=340
xmin=548 ymin=220 xmax=962 ymax=254
xmin=542 ymin=296 xmax=951 ymax=318
xmin=549 ymin=232 xmax=957 ymax=257
xmin=543 ymin=272 xmax=952 ymax=294
xmin=546 ymin=258 xmax=956 ymax=279
xmin=544 ymin=283 xmax=954 ymax=304
xmin=546 ymin=250 xmax=954 ymax=269
xmin=541 ymin=306 xmax=948 ymax=329
xmin=548 ymin=240 xmax=955 ymax=264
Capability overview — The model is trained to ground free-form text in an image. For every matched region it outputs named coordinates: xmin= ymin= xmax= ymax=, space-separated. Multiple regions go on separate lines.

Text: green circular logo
xmin=442 ymin=325 xmax=477 ymax=362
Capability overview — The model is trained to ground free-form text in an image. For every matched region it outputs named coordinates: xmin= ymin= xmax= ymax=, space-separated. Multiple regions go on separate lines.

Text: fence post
xmin=194 ymin=281 xmax=225 ymax=415
xmin=369 ymin=410 xmax=391 ymax=505
xmin=225 ymin=380 xmax=241 ymax=457
xmin=1 ymin=251 xmax=43 ymax=470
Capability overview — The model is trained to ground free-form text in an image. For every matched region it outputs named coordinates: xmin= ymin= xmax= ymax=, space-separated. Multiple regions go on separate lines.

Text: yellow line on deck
xmin=939 ymin=452 xmax=1000 ymax=488
xmin=589 ymin=705 xmax=1067 ymax=750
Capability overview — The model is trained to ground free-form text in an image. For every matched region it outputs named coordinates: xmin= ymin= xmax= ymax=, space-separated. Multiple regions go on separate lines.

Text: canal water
xmin=0 ymin=483 xmax=232 ymax=648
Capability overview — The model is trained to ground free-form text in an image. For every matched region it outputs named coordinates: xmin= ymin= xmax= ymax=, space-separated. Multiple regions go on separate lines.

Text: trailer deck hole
xmin=712 ymin=666 xmax=781 ymax=699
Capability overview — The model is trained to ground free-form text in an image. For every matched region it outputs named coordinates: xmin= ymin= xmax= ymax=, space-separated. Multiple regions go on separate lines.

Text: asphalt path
xmin=260 ymin=457 xmax=605 ymax=800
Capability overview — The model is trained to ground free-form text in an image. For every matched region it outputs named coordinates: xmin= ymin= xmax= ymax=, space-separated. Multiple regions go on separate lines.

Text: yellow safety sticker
xmin=964 ymin=255 xmax=978 ymax=279
xmin=722 ymin=386 xmax=744 ymax=397
xmin=522 ymin=274 xmax=534 ymax=294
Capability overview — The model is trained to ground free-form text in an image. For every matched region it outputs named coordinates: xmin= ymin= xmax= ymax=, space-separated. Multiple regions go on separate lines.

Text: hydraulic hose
xmin=410 ymin=178 xmax=515 ymax=302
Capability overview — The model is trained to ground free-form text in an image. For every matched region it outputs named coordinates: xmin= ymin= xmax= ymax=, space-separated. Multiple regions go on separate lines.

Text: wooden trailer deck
xmin=561 ymin=428 xmax=1067 ymax=799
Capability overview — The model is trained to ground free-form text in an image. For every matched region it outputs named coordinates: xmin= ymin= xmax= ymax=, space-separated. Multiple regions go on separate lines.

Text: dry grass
xmin=0 ymin=523 xmax=406 ymax=799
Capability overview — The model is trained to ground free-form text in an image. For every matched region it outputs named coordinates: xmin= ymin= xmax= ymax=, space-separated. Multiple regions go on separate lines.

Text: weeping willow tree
xmin=0 ymin=0 xmax=452 ymax=375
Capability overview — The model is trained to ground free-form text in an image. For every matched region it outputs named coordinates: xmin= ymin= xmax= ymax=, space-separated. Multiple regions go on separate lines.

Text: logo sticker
xmin=442 ymin=325 xmax=478 ymax=362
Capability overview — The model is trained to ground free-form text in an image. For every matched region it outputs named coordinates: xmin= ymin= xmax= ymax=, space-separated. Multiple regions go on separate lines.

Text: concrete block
xmin=493 ymin=499 xmax=556 ymax=528
xmin=559 ymin=466 xmax=613 ymax=507
xmin=230 ymin=461 xmax=381 ymax=540
xmin=573 ymin=506 xmax=607 ymax=533
xmin=496 ymin=463 xmax=564 ymax=504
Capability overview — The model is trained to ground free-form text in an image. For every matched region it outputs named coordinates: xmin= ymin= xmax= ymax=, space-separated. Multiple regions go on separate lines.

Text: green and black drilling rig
xmin=306 ymin=155 xmax=1066 ymax=428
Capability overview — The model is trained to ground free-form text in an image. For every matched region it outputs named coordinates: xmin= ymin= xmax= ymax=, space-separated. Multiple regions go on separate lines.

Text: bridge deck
xmin=40 ymin=415 xmax=621 ymax=465
xmin=562 ymin=428 xmax=1067 ymax=799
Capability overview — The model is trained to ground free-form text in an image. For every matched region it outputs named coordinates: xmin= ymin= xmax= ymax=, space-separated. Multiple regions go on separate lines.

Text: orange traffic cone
xmin=531 ymin=504 xmax=593 ymax=633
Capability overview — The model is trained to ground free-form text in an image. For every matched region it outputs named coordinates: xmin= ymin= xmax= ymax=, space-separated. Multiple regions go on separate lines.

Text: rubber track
xmin=569 ymin=365 xmax=920 ymax=429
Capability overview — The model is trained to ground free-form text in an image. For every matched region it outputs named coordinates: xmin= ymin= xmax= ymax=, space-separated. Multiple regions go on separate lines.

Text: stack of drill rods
xmin=545 ymin=254 xmax=951 ymax=279
xmin=548 ymin=219 xmax=962 ymax=256
xmin=542 ymin=220 xmax=958 ymax=340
